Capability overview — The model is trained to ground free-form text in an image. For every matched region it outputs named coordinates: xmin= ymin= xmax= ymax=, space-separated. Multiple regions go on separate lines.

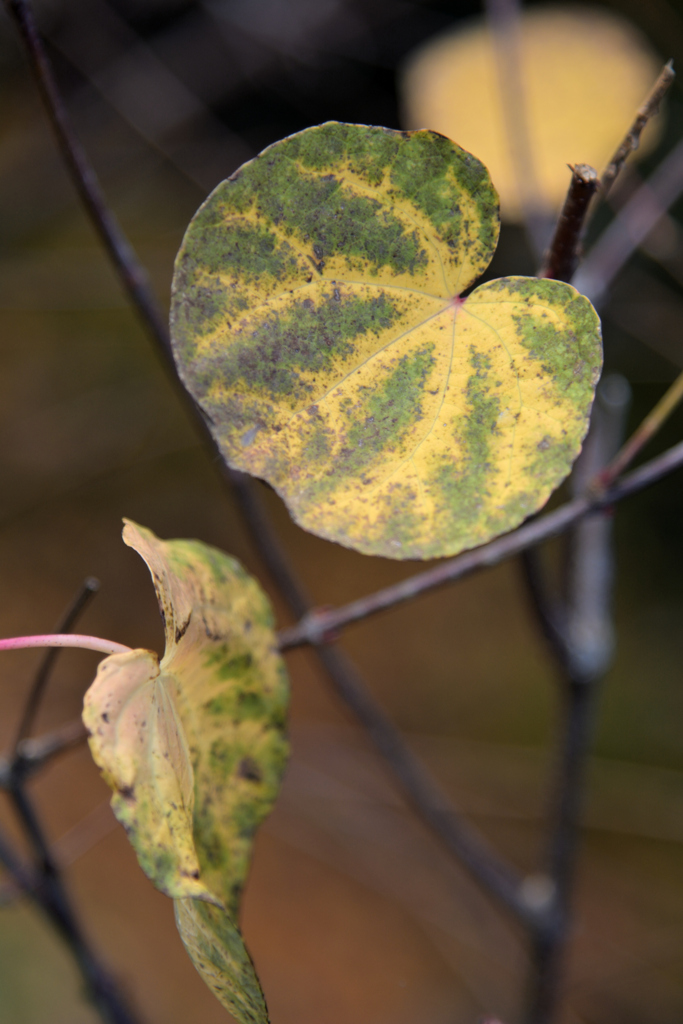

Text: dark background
xmin=0 ymin=1 xmax=682 ymax=1022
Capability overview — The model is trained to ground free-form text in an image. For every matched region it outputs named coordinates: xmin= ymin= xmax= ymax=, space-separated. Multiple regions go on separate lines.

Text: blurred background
xmin=0 ymin=0 xmax=682 ymax=1022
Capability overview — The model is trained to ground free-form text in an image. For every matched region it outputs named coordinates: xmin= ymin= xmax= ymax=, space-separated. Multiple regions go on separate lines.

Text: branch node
xmin=541 ymin=164 xmax=599 ymax=282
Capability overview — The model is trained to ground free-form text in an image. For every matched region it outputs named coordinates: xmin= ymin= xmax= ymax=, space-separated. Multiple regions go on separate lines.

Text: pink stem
xmin=0 ymin=634 xmax=132 ymax=656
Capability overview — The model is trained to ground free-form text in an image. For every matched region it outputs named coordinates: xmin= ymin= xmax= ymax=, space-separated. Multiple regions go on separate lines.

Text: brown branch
xmin=0 ymin=720 xmax=88 ymax=787
xmin=5 ymin=784 xmax=139 ymax=1024
xmin=523 ymin=166 xmax=602 ymax=684
xmin=309 ymin=644 xmax=538 ymax=926
xmin=540 ymin=165 xmax=599 ymax=282
xmin=523 ymin=374 xmax=630 ymax=1024
xmin=598 ymin=59 xmax=675 ymax=203
xmin=278 ymin=436 xmax=683 ymax=649
xmin=574 ymin=136 xmax=683 ymax=304
xmin=595 ymin=368 xmax=683 ymax=492
xmin=225 ymin=467 xmax=311 ymax=620
xmin=0 ymin=799 xmax=114 ymax=907
xmin=5 ymin=0 xmax=171 ymax=358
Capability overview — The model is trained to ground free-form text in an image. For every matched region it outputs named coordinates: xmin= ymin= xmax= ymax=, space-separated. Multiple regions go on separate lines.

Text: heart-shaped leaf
xmin=171 ymin=122 xmax=602 ymax=559
xmin=83 ymin=521 xmax=289 ymax=1024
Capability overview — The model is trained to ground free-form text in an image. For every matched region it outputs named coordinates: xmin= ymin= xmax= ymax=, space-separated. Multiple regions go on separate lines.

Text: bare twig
xmin=522 ymin=153 xmax=634 ymax=1017
xmin=5 ymin=785 xmax=139 ymax=1024
xmin=1 ymin=720 xmax=87 ymax=787
xmin=565 ymin=377 xmax=631 ymax=681
xmin=0 ymin=797 xmax=113 ymax=906
xmin=596 ymin=369 xmax=683 ymax=492
xmin=4 ymin=0 xmax=171 ymax=357
xmin=225 ymin=467 xmax=310 ymax=620
xmin=278 ymin=436 xmax=683 ymax=649
xmin=597 ymin=60 xmax=675 ymax=204
xmin=313 ymin=643 xmax=539 ymax=927
xmin=228 ymin=469 xmax=534 ymax=915
xmin=540 ymin=165 xmax=599 ymax=282
xmin=574 ymin=135 xmax=683 ymax=305
xmin=524 ymin=376 xmax=630 ymax=1024
xmin=521 ymin=165 xmax=603 ymax=683
xmin=0 ymin=823 xmax=42 ymax=898
xmin=0 ymin=757 xmax=138 ymax=1024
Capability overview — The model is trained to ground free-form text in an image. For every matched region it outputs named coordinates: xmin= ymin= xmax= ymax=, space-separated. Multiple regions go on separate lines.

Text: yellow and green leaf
xmin=83 ymin=520 xmax=289 ymax=1024
xmin=171 ymin=122 xmax=602 ymax=560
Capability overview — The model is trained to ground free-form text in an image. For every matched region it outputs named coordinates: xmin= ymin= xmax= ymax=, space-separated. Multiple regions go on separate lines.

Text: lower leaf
xmin=83 ymin=521 xmax=289 ymax=1024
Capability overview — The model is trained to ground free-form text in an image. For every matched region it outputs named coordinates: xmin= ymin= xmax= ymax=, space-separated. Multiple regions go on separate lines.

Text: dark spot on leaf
xmin=237 ymin=757 xmax=262 ymax=782
xmin=175 ymin=612 xmax=192 ymax=643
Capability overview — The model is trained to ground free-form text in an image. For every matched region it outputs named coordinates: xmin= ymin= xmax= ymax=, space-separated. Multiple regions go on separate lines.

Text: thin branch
xmin=278 ymin=436 xmax=683 ymax=649
xmin=597 ymin=368 xmax=683 ymax=491
xmin=0 ymin=796 xmax=113 ymax=907
xmin=312 ymin=643 xmax=540 ymax=928
xmin=574 ymin=135 xmax=683 ymax=305
xmin=522 ymin=171 xmax=632 ymax=1018
xmin=1 ymin=720 xmax=88 ymax=787
xmin=12 ymin=577 xmax=99 ymax=755
xmin=565 ymin=376 xmax=630 ymax=681
xmin=540 ymin=165 xmax=599 ymax=282
xmin=597 ymin=60 xmax=675 ymax=204
xmin=521 ymin=165 xmax=602 ymax=679
xmin=4 ymin=0 xmax=170 ymax=357
xmin=0 ymin=821 xmax=42 ymax=897
xmin=225 ymin=467 xmax=310 ymax=620
xmin=524 ymin=376 xmax=629 ymax=1024
xmin=525 ymin=680 xmax=592 ymax=1024
xmin=5 ymin=784 xmax=140 ymax=1024
xmin=47 ymin=0 xmax=251 ymax=194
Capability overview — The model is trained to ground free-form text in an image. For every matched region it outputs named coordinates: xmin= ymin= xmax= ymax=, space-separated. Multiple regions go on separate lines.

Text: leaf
xmin=171 ymin=121 xmax=602 ymax=560
xmin=401 ymin=6 xmax=663 ymax=221
xmin=83 ymin=520 xmax=289 ymax=1024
